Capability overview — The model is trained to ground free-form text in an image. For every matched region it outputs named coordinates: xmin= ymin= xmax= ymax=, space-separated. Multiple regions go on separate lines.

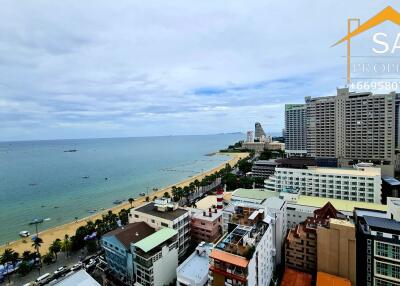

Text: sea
xmin=0 ymin=134 xmax=243 ymax=244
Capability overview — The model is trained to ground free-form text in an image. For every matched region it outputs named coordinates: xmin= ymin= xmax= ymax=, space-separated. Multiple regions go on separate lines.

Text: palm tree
xmin=32 ymin=237 xmax=43 ymax=256
xmin=128 ymin=197 xmax=134 ymax=208
xmin=49 ymin=239 xmax=62 ymax=260
xmin=0 ymin=248 xmax=15 ymax=264
xmin=62 ymin=235 xmax=72 ymax=257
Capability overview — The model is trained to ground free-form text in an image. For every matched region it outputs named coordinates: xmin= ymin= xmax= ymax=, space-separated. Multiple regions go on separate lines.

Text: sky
xmin=0 ymin=1 xmax=399 ymax=141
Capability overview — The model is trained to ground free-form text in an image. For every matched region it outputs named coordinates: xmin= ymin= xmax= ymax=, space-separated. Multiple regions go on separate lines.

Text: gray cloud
xmin=0 ymin=0 xmax=398 ymax=140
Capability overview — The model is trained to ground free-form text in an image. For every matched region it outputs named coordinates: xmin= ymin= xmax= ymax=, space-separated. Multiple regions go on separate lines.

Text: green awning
xmin=133 ymin=227 xmax=178 ymax=253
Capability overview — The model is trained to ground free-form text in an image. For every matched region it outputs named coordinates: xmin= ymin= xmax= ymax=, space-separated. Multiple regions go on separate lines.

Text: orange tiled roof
xmin=281 ymin=268 xmax=312 ymax=286
xmin=210 ymin=249 xmax=249 ymax=268
xmin=317 ymin=272 xmax=351 ymax=286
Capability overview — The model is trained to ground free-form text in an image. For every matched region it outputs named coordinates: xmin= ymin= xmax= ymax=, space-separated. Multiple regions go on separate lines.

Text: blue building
xmin=101 ymin=222 xmax=155 ymax=284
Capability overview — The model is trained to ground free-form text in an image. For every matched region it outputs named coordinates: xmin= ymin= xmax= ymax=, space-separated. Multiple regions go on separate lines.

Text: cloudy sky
xmin=0 ymin=1 xmax=399 ymax=141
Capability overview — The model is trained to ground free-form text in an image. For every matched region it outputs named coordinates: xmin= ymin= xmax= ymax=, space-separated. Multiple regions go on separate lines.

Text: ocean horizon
xmin=0 ymin=133 xmax=243 ymax=244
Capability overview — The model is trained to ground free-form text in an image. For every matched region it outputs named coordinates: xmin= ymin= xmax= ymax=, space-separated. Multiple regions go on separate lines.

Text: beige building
xmin=305 ymin=88 xmax=397 ymax=176
xmin=317 ymin=218 xmax=356 ymax=286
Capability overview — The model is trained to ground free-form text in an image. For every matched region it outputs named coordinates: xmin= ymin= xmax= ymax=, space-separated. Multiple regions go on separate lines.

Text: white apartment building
xmin=133 ymin=228 xmax=179 ymax=286
xmin=129 ymin=198 xmax=190 ymax=258
xmin=265 ymin=164 xmax=382 ymax=203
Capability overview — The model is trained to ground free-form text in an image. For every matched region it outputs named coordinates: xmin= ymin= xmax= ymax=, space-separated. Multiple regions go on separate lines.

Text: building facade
xmin=251 ymin=160 xmax=278 ymax=179
xmin=285 ymin=104 xmax=307 ymax=155
xmin=133 ymin=228 xmax=179 ymax=286
xmin=265 ymin=164 xmax=382 ymax=203
xmin=355 ymin=210 xmax=400 ymax=286
xmin=209 ymin=205 xmax=274 ymax=286
xmin=129 ymin=198 xmax=190 ymax=258
xmin=254 ymin=122 xmax=266 ymax=141
xmin=285 ymin=203 xmax=346 ymax=273
xmin=100 ymin=222 xmax=155 ymax=284
xmin=305 ymin=88 xmax=398 ymax=176
xmin=189 ymin=207 xmax=222 ymax=244
xmin=176 ymin=242 xmax=213 ymax=286
xmin=317 ymin=219 xmax=356 ymax=286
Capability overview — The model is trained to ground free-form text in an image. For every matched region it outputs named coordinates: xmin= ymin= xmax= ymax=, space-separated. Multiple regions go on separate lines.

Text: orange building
xmin=316 ymin=272 xmax=351 ymax=286
xmin=281 ymin=268 xmax=312 ymax=286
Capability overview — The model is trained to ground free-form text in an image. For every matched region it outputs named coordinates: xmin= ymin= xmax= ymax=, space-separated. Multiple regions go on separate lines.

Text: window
xmin=161 ymin=222 xmax=168 ymax=227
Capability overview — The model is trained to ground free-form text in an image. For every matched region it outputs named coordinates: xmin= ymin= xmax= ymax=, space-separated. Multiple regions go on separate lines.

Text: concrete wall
xmin=317 ymin=219 xmax=356 ymax=286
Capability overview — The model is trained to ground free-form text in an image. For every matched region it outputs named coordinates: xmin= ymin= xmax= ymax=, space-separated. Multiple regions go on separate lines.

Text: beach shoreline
xmin=0 ymin=152 xmax=248 ymax=255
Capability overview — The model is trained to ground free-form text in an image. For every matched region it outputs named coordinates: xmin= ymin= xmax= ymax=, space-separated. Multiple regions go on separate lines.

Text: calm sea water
xmin=0 ymin=134 xmax=243 ymax=244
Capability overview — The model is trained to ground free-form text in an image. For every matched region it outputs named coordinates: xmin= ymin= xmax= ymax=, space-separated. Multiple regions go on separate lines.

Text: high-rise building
xmin=354 ymin=208 xmax=400 ymax=286
xmin=264 ymin=164 xmax=382 ymax=203
xmin=246 ymin=131 xmax=254 ymax=143
xmin=254 ymin=122 xmax=266 ymax=141
xmin=285 ymin=104 xmax=307 ymax=155
xmin=305 ymin=88 xmax=398 ymax=176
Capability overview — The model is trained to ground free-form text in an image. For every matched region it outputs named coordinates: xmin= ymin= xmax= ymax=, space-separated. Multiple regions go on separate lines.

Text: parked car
xmin=54 ymin=266 xmax=67 ymax=276
xmin=85 ymin=259 xmax=96 ymax=270
xmin=71 ymin=262 xmax=83 ymax=271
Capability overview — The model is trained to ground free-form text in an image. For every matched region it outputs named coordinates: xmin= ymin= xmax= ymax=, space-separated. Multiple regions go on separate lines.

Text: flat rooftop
xmin=364 ymin=215 xmax=400 ymax=233
xmin=232 ymin=188 xmax=279 ymax=202
xmin=281 ymin=268 xmax=312 ymax=286
xmin=294 ymin=195 xmax=387 ymax=213
xmin=134 ymin=227 xmax=178 ymax=253
xmin=382 ymin=176 xmax=400 ymax=186
xmin=316 ymin=272 xmax=351 ymax=286
xmin=189 ymin=208 xmax=222 ymax=221
xmin=54 ymin=270 xmax=100 ymax=286
xmin=277 ymin=166 xmax=381 ymax=176
xmin=195 ymin=194 xmax=231 ymax=210
xmin=177 ymin=243 xmax=213 ymax=284
xmin=134 ymin=202 xmax=188 ymax=221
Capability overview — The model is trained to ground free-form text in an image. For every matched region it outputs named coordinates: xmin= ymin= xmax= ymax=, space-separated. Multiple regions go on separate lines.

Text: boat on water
xmin=82 ymin=176 xmax=89 ymax=179
xmin=140 ymin=192 xmax=146 ymax=196
xmin=19 ymin=231 xmax=30 ymax=237
xmin=113 ymin=200 xmax=122 ymax=205
xmin=29 ymin=218 xmax=43 ymax=225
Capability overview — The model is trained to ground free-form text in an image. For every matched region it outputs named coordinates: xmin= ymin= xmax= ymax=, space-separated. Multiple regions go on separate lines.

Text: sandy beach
xmin=0 ymin=152 xmax=248 ymax=255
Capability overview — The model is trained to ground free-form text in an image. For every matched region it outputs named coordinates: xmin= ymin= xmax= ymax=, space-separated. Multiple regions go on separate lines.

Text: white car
xmin=85 ymin=259 xmax=96 ymax=270
xmin=71 ymin=262 xmax=82 ymax=271
xmin=54 ymin=266 xmax=66 ymax=275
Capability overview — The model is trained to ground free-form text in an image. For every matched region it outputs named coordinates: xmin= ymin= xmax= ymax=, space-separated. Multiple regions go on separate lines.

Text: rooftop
xmin=54 ymin=270 xmax=100 ymax=286
xmin=364 ymin=215 xmax=400 ymax=233
xmin=253 ymin=159 xmax=277 ymax=166
xmin=210 ymin=248 xmax=249 ymax=268
xmin=295 ymin=195 xmax=387 ymax=213
xmin=232 ymin=188 xmax=279 ymax=202
xmin=303 ymin=166 xmax=380 ymax=176
xmin=134 ymin=227 xmax=178 ymax=253
xmin=195 ymin=194 xmax=231 ymax=210
xmin=177 ymin=242 xmax=213 ymax=284
xmin=134 ymin=202 xmax=188 ymax=221
xmin=103 ymin=222 xmax=155 ymax=250
xmin=316 ymin=272 xmax=351 ymax=286
xmin=189 ymin=207 xmax=222 ymax=221
xmin=382 ymin=176 xmax=400 ymax=186
xmin=281 ymin=268 xmax=312 ymax=286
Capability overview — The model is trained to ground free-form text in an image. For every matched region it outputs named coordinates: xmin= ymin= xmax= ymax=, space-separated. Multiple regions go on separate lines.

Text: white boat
xmin=19 ymin=231 xmax=30 ymax=237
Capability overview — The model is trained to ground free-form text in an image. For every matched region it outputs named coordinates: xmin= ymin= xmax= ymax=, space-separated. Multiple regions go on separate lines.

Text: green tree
xmin=118 ymin=209 xmax=129 ymax=225
xmin=86 ymin=239 xmax=97 ymax=254
xmin=0 ymin=248 xmax=15 ymax=264
xmin=223 ymin=173 xmax=238 ymax=191
xmin=145 ymin=196 xmax=150 ymax=202
xmin=61 ymin=235 xmax=72 ymax=257
xmin=128 ymin=197 xmax=134 ymax=208
xmin=18 ymin=261 xmax=31 ymax=276
xmin=259 ymin=150 xmax=272 ymax=160
xmin=163 ymin=192 xmax=170 ymax=198
xmin=32 ymin=237 xmax=43 ymax=257
xmin=49 ymin=239 xmax=62 ymax=260
xmin=42 ymin=252 xmax=54 ymax=265
xmin=238 ymin=159 xmax=252 ymax=173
